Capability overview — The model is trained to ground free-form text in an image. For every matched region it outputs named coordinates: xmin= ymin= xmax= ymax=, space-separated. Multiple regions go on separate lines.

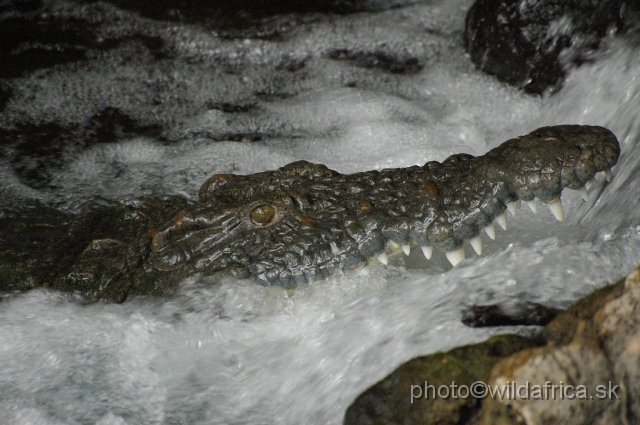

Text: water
xmin=1 ymin=1 xmax=640 ymax=424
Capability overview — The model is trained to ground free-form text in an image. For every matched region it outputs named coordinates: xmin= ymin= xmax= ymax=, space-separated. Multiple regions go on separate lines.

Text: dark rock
xmin=0 ymin=15 xmax=91 ymax=79
xmin=0 ymin=8 xmax=169 ymax=79
xmin=84 ymin=107 xmax=165 ymax=147
xmin=345 ymin=277 xmax=629 ymax=425
xmin=540 ymin=278 xmax=625 ymax=345
xmin=276 ymin=54 xmax=309 ymax=72
xmin=205 ymin=101 xmax=257 ymax=113
xmin=327 ymin=48 xmax=423 ymax=74
xmin=0 ymin=86 xmax=13 ymax=114
xmin=5 ymin=122 xmax=74 ymax=189
xmin=343 ymin=335 xmax=540 ymax=425
xmin=81 ymin=0 xmax=407 ymax=30
xmin=3 ymin=108 xmax=163 ymax=188
xmin=461 ymin=302 xmax=562 ymax=327
xmin=464 ymin=0 xmax=625 ymax=94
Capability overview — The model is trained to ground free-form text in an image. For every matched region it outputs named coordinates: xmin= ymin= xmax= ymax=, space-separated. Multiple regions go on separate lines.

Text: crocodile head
xmin=147 ymin=125 xmax=620 ymax=288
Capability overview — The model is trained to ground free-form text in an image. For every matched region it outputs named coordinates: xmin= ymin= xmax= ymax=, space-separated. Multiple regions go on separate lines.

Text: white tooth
xmin=359 ymin=266 xmax=370 ymax=276
xmin=588 ymin=177 xmax=597 ymax=186
xmin=496 ymin=212 xmax=507 ymax=231
xmin=516 ymin=200 xmax=521 ymax=209
xmin=604 ymin=169 xmax=612 ymax=182
xmin=401 ymin=244 xmax=410 ymax=255
xmin=506 ymin=201 xmax=517 ymax=217
xmin=445 ymin=247 xmax=465 ymax=267
xmin=484 ymin=223 xmax=496 ymax=240
xmin=377 ymin=252 xmax=389 ymax=265
xmin=421 ymin=245 xmax=433 ymax=260
xmin=526 ymin=200 xmax=537 ymax=213
xmin=470 ymin=235 xmax=482 ymax=255
xmin=577 ymin=186 xmax=589 ymax=202
xmin=388 ymin=240 xmax=400 ymax=249
xmin=547 ymin=199 xmax=564 ymax=222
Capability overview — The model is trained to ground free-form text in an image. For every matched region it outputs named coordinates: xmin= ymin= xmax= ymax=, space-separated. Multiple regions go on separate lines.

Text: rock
xmin=3 ymin=110 xmax=163 ymax=188
xmin=462 ymin=302 xmax=562 ymax=328
xmin=482 ymin=267 xmax=640 ymax=424
xmin=343 ymin=335 xmax=540 ymax=425
xmin=463 ymin=0 xmax=626 ymax=94
xmin=344 ymin=273 xmax=634 ymax=425
xmin=326 ymin=48 xmax=423 ymax=74
xmin=94 ymin=0 xmax=415 ymax=26
xmin=482 ymin=323 xmax=616 ymax=425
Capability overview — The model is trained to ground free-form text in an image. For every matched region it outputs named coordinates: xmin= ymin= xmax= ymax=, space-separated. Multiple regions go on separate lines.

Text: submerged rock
xmin=345 ymin=269 xmax=640 ymax=424
xmin=463 ymin=0 xmax=626 ymax=94
xmin=461 ymin=302 xmax=562 ymax=328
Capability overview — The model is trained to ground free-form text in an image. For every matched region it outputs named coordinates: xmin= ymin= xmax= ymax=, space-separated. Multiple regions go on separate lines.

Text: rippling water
xmin=1 ymin=1 xmax=640 ymax=424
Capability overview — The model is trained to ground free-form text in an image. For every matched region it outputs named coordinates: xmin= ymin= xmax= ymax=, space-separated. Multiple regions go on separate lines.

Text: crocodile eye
xmin=420 ymin=181 xmax=439 ymax=197
xmin=357 ymin=200 xmax=373 ymax=214
xmin=250 ymin=205 xmax=276 ymax=224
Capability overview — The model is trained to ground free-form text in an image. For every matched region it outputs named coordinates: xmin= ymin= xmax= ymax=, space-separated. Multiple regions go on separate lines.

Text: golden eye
xmin=357 ymin=200 xmax=373 ymax=214
xmin=250 ymin=205 xmax=276 ymax=224
xmin=420 ymin=181 xmax=439 ymax=197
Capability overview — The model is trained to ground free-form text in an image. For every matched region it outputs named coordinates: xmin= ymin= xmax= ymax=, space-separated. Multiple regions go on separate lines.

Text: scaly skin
xmin=0 ymin=125 xmax=620 ymax=301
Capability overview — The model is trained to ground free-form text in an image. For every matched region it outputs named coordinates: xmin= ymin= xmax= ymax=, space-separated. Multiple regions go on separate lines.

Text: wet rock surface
xmin=345 ymin=270 xmax=640 ymax=425
xmin=463 ymin=0 xmax=628 ymax=94
xmin=344 ymin=334 xmax=539 ymax=425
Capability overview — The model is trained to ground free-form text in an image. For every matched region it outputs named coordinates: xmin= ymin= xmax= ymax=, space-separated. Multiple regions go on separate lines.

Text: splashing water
xmin=1 ymin=2 xmax=640 ymax=424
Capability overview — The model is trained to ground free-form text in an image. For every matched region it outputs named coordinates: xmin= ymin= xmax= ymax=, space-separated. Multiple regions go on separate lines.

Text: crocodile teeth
xmin=421 ymin=245 xmax=433 ymax=260
xmin=359 ymin=266 xmax=370 ymax=276
xmin=496 ymin=212 xmax=507 ymax=231
xmin=604 ymin=169 xmax=612 ymax=182
xmin=588 ymin=177 xmax=597 ymax=186
xmin=506 ymin=201 xmax=517 ymax=217
xmin=377 ymin=252 xmax=389 ymax=265
xmin=401 ymin=244 xmax=411 ymax=255
xmin=548 ymin=199 xmax=564 ymax=221
xmin=577 ymin=186 xmax=589 ymax=202
xmin=516 ymin=200 xmax=521 ymax=209
xmin=388 ymin=240 xmax=400 ymax=250
xmin=526 ymin=200 xmax=537 ymax=213
xmin=445 ymin=247 xmax=465 ymax=267
xmin=484 ymin=223 xmax=496 ymax=240
xmin=470 ymin=235 xmax=482 ymax=255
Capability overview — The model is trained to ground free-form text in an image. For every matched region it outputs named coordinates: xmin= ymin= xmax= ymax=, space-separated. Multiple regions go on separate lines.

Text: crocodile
xmin=0 ymin=125 xmax=620 ymax=302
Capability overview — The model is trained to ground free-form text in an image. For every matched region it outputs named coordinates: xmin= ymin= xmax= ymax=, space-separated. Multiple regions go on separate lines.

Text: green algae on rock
xmin=344 ymin=271 xmax=638 ymax=425
xmin=343 ymin=335 xmax=540 ymax=425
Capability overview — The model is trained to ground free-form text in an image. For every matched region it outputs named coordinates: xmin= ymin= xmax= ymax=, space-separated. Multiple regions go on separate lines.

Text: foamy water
xmin=1 ymin=1 xmax=639 ymax=424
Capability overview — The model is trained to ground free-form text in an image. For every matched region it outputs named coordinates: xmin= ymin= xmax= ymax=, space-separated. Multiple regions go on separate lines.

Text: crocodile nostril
xmin=250 ymin=205 xmax=276 ymax=224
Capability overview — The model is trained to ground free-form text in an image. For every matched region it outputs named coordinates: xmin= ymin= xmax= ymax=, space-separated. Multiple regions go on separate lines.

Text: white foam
xmin=1 ymin=1 xmax=640 ymax=424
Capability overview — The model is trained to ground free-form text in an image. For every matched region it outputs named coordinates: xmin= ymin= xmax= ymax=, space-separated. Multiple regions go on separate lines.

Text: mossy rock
xmin=344 ymin=334 xmax=540 ymax=425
